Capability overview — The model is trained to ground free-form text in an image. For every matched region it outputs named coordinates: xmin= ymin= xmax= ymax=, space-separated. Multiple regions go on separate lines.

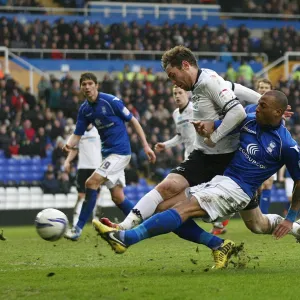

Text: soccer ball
xmin=35 ymin=208 xmax=69 ymax=241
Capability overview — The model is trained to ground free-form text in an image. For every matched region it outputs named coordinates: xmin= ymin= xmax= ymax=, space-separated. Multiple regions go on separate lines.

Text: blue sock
xmin=173 ymin=219 xmax=223 ymax=250
xmin=77 ymin=188 xmax=98 ymax=229
xmin=121 ymin=209 xmax=182 ymax=246
xmin=260 ymin=189 xmax=271 ymax=214
xmin=117 ymin=197 xmax=134 ymax=216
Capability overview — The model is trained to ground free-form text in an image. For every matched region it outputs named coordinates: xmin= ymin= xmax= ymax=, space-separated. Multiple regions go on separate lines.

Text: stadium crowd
xmin=0 ymin=17 xmax=299 ymax=62
xmin=0 ymin=64 xmax=300 ymax=190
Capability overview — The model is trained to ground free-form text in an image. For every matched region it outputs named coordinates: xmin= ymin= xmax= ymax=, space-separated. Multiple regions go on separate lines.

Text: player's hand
xmin=283 ymin=105 xmax=293 ymax=120
xmin=62 ymin=144 xmax=73 ymax=153
xmin=273 ymin=219 xmax=293 ymax=239
xmin=154 ymin=143 xmax=166 ymax=153
xmin=191 ymin=121 xmax=214 ymax=137
xmin=204 ymin=137 xmax=216 ymax=148
xmin=64 ymin=161 xmax=71 ymax=173
xmin=144 ymin=145 xmax=156 ymax=164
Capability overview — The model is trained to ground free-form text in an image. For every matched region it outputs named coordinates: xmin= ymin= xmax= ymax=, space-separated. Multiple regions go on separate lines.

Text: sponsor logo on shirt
xmin=246 ymin=143 xmax=259 ymax=155
xmin=122 ymin=107 xmax=131 ymax=116
xmin=243 ymin=126 xmax=256 ymax=134
xmin=239 ymin=146 xmax=266 ymax=169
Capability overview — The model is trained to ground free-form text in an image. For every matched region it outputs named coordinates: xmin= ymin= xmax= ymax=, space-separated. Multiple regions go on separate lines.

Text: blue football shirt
xmin=215 ymin=114 xmax=300 ymax=198
xmin=74 ymin=92 xmax=133 ymax=157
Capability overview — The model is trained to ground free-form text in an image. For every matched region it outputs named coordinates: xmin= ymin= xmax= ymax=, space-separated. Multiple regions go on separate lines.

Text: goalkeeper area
xmin=1 ymin=219 xmax=298 ymax=300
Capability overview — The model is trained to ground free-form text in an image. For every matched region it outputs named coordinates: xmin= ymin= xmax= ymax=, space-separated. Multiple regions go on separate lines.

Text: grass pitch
xmin=0 ymin=219 xmax=299 ymax=300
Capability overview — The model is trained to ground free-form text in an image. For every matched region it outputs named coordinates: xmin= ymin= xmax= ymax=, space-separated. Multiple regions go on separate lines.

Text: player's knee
xmin=156 ymin=178 xmax=184 ymax=199
xmin=85 ymin=177 xmax=99 ymax=190
xmin=111 ymin=193 xmax=124 ymax=205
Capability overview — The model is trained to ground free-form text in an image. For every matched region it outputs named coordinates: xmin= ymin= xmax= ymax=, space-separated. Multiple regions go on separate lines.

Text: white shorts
xmin=285 ymin=178 xmax=294 ymax=198
xmin=186 ymin=175 xmax=250 ymax=222
xmin=95 ymin=154 xmax=131 ymax=189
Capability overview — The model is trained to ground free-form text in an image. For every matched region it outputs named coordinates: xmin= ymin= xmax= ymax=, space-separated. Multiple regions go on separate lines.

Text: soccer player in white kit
xmin=64 ymin=124 xmax=102 ymax=237
xmin=154 ymin=85 xmax=195 ymax=160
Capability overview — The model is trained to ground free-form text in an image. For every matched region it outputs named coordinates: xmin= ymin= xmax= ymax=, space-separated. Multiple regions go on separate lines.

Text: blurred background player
xmin=154 ymin=85 xmax=195 ymax=160
xmin=64 ymin=124 xmax=102 ymax=238
xmin=63 ymin=72 xmax=156 ymax=241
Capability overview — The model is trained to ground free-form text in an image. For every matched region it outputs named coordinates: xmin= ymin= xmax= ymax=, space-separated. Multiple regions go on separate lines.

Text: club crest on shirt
xmin=267 ymin=141 xmax=276 ymax=154
xmin=95 ymin=119 xmax=102 ymax=126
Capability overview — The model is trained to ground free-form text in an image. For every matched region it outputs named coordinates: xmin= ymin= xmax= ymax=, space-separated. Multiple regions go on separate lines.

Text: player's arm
xmin=155 ymin=134 xmax=182 ymax=152
xmin=64 ymin=148 xmax=78 ymax=172
xmin=63 ymin=107 xmax=88 ymax=153
xmin=204 ymin=78 xmax=246 ymax=147
xmin=129 ymin=116 xmax=156 ymax=163
xmin=273 ymin=142 xmax=300 ymax=239
xmin=63 ymin=134 xmax=81 ymax=153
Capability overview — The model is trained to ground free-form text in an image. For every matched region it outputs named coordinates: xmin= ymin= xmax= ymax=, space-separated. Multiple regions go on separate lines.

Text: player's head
xmin=173 ymin=85 xmax=189 ymax=109
xmin=256 ymin=90 xmax=288 ymax=126
xmin=80 ymin=72 xmax=99 ymax=102
xmin=256 ymin=78 xmax=272 ymax=95
xmin=162 ymin=46 xmax=198 ymax=91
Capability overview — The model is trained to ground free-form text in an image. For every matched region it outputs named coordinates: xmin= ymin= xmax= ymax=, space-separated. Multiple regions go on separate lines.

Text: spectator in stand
xmin=52 ymin=136 xmax=65 ymax=165
xmin=23 ymin=119 xmax=35 ymax=142
xmin=0 ymin=124 xmax=11 ymax=157
xmin=41 ymin=171 xmax=60 ymax=194
xmin=58 ymin=171 xmax=71 ymax=194
xmin=237 ymin=60 xmax=254 ymax=87
xmin=37 ymin=75 xmax=51 ymax=100
xmin=48 ymin=81 xmax=61 ymax=111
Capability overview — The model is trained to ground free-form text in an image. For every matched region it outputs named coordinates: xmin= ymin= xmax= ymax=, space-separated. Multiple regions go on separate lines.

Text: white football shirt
xmin=78 ymin=126 xmax=102 ymax=169
xmin=191 ymin=68 xmax=259 ymax=154
xmin=163 ymin=101 xmax=196 ymax=159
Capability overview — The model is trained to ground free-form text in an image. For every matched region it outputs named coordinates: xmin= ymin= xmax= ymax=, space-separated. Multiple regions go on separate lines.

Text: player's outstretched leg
xmin=211 ymin=239 xmax=235 ymax=269
xmin=93 ymin=219 xmax=127 ymax=254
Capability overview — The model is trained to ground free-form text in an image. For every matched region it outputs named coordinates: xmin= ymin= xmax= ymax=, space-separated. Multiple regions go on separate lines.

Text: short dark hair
xmin=265 ymin=90 xmax=288 ymax=111
xmin=80 ymin=72 xmax=98 ymax=86
xmin=161 ymin=46 xmax=198 ymax=70
xmin=256 ymin=78 xmax=273 ymax=90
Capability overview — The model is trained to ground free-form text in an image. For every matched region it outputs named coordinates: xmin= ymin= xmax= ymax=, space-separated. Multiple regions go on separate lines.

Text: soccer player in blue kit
xmin=63 ymin=72 xmax=156 ymax=240
xmin=94 ymin=90 xmax=300 ymax=267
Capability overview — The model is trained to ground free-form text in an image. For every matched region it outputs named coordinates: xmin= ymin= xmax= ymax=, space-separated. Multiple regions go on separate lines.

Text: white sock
xmin=265 ymin=214 xmax=284 ymax=233
xmin=119 ymin=189 xmax=163 ymax=230
xmin=73 ymin=198 xmax=84 ymax=227
xmin=266 ymin=214 xmax=300 ymax=239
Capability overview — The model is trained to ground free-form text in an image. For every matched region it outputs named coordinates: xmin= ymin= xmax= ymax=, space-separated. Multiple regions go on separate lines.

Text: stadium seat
xmin=19 ymin=165 xmax=30 ymax=172
xmin=8 ymin=166 xmax=19 ymax=172
xmin=42 ymin=194 xmax=55 ymax=206
xmin=7 ymin=159 xmax=19 ymax=166
xmin=5 ymin=195 xmax=19 ymax=209
xmin=0 ymin=187 xmax=5 ymax=194
xmin=67 ymin=193 xmax=77 ymax=206
xmin=139 ymin=178 xmax=147 ymax=186
xmin=30 ymin=187 xmax=43 ymax=195
xmin=0 ymin=158 xmax=5 ymax=165
xmin=18 ymin=187 xmax=30 ymax=195
xmin=124 ymin=186 xmax=135 ymax=193
xmin=55 ymin=194 xmax=68 ymax=208
xmin=70 ymin=186 xmax=77 ymax=194
xmin=18 ymin=195 xmax=31 ymax=209
xmin=19 ymin=158 xmax=32 ymax=165
xmin=6 ymin=187 xmax=18 ymax=195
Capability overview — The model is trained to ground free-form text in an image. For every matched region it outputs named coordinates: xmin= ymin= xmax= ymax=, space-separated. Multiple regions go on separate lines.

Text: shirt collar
xmin=179 ymin=101 xmax=190 ymax=114
xmin=87 ymin=92 xmax=100 ymax=106
xmin=191 ymin=69 xmax=202 ymax=92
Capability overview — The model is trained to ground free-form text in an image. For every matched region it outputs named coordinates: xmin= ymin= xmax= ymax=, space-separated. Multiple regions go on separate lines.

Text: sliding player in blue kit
xmin=63 ymin=72 xmax=156 ymax=240
xmin=94 ymin=90 xmax=300 ymax=267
